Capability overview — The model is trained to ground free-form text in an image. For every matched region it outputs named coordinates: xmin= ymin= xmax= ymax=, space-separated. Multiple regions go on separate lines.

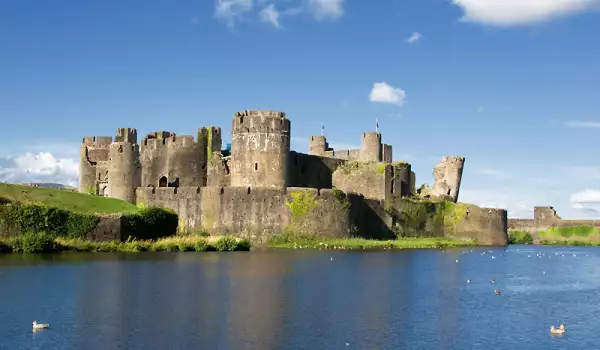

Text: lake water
xmin=1 ymin=246 xmax=599 ymax=349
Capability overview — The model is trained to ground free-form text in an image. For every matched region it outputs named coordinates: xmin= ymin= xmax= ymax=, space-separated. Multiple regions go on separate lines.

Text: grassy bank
xmin=0 ymin=183 xmax=178 ymax=241
xmin=0 ymin=233 xmax=251 ymax=253
xmin=268 ymin=236 xmax=476 ymax=250
xmin=538 ymin=225 xmax=600 ymax=244
xmin=0 ymin=183 xmax=138 ymax=214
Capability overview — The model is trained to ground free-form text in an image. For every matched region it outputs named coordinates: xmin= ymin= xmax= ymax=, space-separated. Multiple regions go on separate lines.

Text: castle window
xmin=295 ymin=154 xmax=298 ymax=165
xmin=247 ymin=187 xmax=251 ymax=195
xmin=240 ymin=116 xmax=244 ymax=124
xmin=159 ymin=176 xmax=168 ymax=187
xmin=255 ymin=163 xmax=258 ymax=171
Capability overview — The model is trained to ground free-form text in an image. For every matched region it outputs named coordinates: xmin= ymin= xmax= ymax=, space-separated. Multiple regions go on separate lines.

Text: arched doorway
xmin=102 ymin=186 xmax=109 ymax=197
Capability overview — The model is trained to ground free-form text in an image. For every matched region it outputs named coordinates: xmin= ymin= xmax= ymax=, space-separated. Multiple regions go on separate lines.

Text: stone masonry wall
xmin=287 ymin=151 xmax=345 ymax=189
xmin=508 ymin=206 xmax=600 ymax=235
xmin=332 ymin=161 xmax=392 ymax=200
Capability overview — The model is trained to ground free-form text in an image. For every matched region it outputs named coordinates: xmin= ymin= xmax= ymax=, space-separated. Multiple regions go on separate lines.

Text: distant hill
xmin=20 ymin=182 xmax=77 ymax=191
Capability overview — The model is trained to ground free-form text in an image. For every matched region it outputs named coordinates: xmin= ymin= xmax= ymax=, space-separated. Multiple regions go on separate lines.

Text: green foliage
xmin=436 ymin=201 xmax=468 ymax=231
xmin=0 ymin=202 xmax=100 ymax=239
xmin=384 ymin=200 xmax=394 ymax=214
xmin=376 ymin=164 xmax=386 ymax=174
xmin=123 ymin=207 xmax=178 ymax=240
xmin=331 ymin=189 xmax=350 ymax=213
xmin=215 ymin=236 xmax=239 ymax=251
xmin=8 ymin=232 xmax=58 ymax=253
xmin=285 ymin=191 xmax=318 ymax=219
xmin=540 ymin=225 xmax=599 ymax=238
xmin=194 ymin=240 xmax=209 ymax=252
xmin=508 ymin=231 xmax=533 ymax=244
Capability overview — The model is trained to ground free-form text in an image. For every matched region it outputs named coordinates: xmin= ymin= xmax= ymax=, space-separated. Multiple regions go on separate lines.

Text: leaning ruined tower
xmin=107 ymin=128 xmax=141 ymax=204
xmin=230 ymin=110 xmax=291 ymax=188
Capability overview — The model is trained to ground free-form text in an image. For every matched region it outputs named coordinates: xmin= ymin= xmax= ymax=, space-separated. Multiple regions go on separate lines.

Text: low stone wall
xmin=135 ymin=186 xmax=508 ymax=245
xmin=84 ymin=214 xmax=124 ymax=241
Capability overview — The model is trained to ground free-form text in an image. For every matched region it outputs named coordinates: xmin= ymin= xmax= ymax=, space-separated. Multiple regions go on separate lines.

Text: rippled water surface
xmin=1 ymin=245 xmax=600 ymax=349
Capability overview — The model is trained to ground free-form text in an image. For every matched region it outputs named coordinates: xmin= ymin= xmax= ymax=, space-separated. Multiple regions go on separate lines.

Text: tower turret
xmin=359 ymin=132 xmax=382 ymax=162
xmin=79 ymin=136 xmax=112 ymax=194
xmin=231 ymin=110 xmax=290 ymax=188
xmin=108 ymin=129 xmax=141 ymax=203
xmin=308 ymin=136 xmax=328 ymax=156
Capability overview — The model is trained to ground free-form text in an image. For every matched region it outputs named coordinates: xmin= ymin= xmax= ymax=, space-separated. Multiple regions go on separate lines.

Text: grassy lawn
xmin=0 ymin=183 xmax=138 ymax=214
xmin=539 ymin=225 xmax=600 ymax=244
xmin=0 ymin=234 xmax=251 ymax=253
xmin=269 ymin=237 xmax=476 ymax=250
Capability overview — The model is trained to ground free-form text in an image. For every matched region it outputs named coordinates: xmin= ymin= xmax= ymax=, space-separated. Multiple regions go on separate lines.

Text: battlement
xmin=232 ymin=110 xmax=290 ymax=134
xmin=143 ymin=131 xmax=176 ymax=142
xmin=82 ymin=136 xmax=113 ymax=147
xmin=141 ymin=134 xmax=199 ymax=150
xmin=361 ymin=132 xmax=381 ymax=141
xmin=115 ymin=128 xmax=138 ymax=144
xmin=136 ymin=186 xmax=202 ymax=199
xmin=442 ymin=156 xmax=465 ymax=166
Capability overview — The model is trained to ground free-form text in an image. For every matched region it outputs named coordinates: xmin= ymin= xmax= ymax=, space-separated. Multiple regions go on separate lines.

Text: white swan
xmin=32 ymin=321 xmax=49 ymax=329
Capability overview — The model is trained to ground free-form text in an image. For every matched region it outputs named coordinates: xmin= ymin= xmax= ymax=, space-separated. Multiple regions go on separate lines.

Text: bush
xmin=508 ymin=231 xmax=533 ymax=244
xmin=215 ymin=236 xmax=239 ymax=251
xmin=123 ymin=207 xmax=178 ymax=240
xmin=194 ymin=240 xmax=209 ymax=252
xmin=0 ymin=202 xmax=99 ymax=239
xmin=9 ymin=232 xmax=58 ymax=253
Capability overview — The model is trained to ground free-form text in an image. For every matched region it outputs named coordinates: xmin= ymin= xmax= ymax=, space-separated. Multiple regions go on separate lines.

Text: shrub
xmin=0 ymin=202 xmax=100 ymax=239
xmin=215 ymin=236 xmax=239 ymax=251
xmin=123 ymin=207 xmax=178 ymax=240
xmin=9 ymin=232 xmax=58 ymax=253
xmin=508 ymin=231 xmax=533 ymax=244
xmin=194 ymin=240 xmax=209 ymax=252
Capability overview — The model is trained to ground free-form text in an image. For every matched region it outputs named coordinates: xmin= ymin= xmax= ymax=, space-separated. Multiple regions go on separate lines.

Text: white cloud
xmin=369 ymin=82 xmax=406 ymax=107
xmin=260 ymin=4 xmax=281 ymax=28
xmin=566 ymin=120 xmax=600 ymax=128
xmin=0 ymin=152 xmax=79 ymax=187
xmin=570 ymin=189 xmax=600 ymax=214
xmin=215 ymin=0 xmax=253 ymax=27
xmin=406 ymin=32 xmax=422 ymax=43
xmin=452 ymin=0 xmax=600 ymax=26
xmin=308 ymin=0 xmax=344 ymax=20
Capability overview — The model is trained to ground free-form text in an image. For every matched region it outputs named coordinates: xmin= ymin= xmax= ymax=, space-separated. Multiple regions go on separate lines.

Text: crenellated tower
xmin=79 ymin=136 xmax=112 ymax=195
xmin=231 ymin=110 xmax=290 ymax=188
xmin=308 ymin=135 xmax=329 ymax=156
xmin=108 ymin=128 xmax=141 ymax=204
xmin=359 ymin=132 xmax=382 ymax=162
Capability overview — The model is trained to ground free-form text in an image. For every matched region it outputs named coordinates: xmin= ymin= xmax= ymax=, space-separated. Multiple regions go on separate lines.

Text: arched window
xmin=159 ymin=176 xmax=168 ymax=187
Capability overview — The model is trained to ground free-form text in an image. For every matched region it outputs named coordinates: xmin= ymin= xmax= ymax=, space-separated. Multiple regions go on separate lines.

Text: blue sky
xmin=1 ymin=0 xmax=600 ymax=218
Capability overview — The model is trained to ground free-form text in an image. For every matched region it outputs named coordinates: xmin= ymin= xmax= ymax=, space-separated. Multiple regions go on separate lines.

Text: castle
xmin=79 ymin=110 xmax=508 ymax=245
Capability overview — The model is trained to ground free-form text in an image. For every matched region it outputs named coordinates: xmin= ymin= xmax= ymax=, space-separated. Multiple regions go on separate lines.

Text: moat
xmin=1 ymin=247 xmax=599 ymax=349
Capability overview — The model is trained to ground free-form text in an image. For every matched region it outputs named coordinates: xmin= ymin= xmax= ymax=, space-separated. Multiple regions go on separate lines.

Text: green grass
xmin=539 ymin=225 xmax=600 ymax=243
xmin=268 ymin=237 xmax=476 ymax=250
xmin=0 ymin=234 xmax=251 ymax=253
xmin=0 ymin=183 xmax=138 ymax=214
xmin=540 ymin=239 xmax=600 ymax=246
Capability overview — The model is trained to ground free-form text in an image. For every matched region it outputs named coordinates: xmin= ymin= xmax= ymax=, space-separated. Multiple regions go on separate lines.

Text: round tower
xmin=359 ymin=132 xmax=382 ymax=162
xmin=230 ymin=110 xmax=290 ymax=188
xmin=108 ymin=142 xmax=141 ymax=204
xmin=79 ymin=136 xmax=112 ymax=194
xmin=308 ymin=136 xmax=328 ymax=156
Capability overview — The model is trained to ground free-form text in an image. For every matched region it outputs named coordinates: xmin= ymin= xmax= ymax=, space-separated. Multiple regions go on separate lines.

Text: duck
xmin=32 ymin=321 xmax=49 ymax=330
xmin=550 ymin=324 xmax=565 ymax=335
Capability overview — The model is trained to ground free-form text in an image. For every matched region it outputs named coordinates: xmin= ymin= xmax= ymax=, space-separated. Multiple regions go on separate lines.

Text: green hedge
xmin=123 ymin=207 xmax=178 ymax=240
xmin=508 ymin=230 xmax=533 ymax=244
xmin=0 ymin=201 xmax=99 ymax=239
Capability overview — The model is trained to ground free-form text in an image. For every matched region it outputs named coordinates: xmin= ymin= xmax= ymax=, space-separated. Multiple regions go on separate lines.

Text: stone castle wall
xmin=508 ymin=206 xmax=600 ymax=235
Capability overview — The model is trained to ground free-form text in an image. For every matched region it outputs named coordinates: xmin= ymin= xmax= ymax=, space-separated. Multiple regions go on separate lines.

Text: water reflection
xmin=1 ymin=247 xmax=600 ymax=349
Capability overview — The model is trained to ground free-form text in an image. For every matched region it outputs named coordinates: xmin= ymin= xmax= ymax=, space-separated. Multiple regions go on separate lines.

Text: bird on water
xmin=32 ymin=321 xmax=49 ymax=330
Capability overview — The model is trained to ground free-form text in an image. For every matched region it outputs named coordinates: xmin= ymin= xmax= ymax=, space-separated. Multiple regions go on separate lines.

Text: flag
xmin=376 ymin=118 xmax=379 ymax=131
xmin=321 ymin=121 xmax=324 ymax=135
